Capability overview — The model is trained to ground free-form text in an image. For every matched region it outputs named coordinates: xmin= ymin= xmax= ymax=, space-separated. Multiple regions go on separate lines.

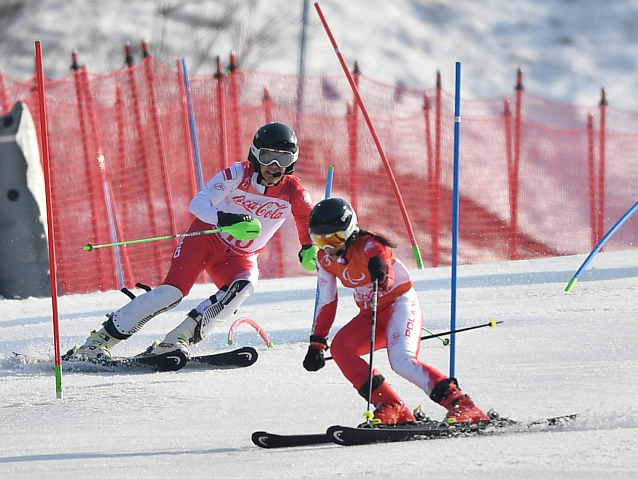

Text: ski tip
xmin=237 ymin=346 xmax=259 ymax=366
xmin=251 ymin=431 xmax=271 ymax=448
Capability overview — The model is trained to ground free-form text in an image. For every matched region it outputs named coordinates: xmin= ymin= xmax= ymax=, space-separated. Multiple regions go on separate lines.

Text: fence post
xmin=511 ymin=68 xmax=524 ymax=260
xmin=349 ymin=62 xmax=361 ymax=211
xmin=423 ymin=93 xmax=435 ymax=266
xmin=215 ymin=56 xmax=229 ymax=170
xmin=125 ymin=44 xmax=164 ymax=280
xmin=141 ymin=41 xmax=177 ymax=236
xmin=261 ymin=88 xmax=285 ymax=278
xmin=503 ymin=97 xmax=517 ymax=260
xmin=70 ymin=51 xmax=112 ymax=290
xmin=432 ymin=70 xmax=442 ymax=267
xmin=346 ymin=103 xmax=357 ymax=208
xmin=587 ymin=112 xmax=597 ymax=248
xmin=598 ymin=88 xmax=607 ymax=244
xmin=228 ymin=52 xmax=243 ymax=163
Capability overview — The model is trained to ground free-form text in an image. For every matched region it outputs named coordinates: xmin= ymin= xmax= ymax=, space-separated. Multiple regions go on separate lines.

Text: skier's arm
xmin=303 ymin=263 xmax=338 ymax=372
xmin=189 ymin=164 xmax=243 ymax=225
xmin=291 ymin=185 xmax=317 ymax=271
xmin=311 ymin=265 xmax=338 ymax=339
xmin=290 ymin=186 xmax=314 ymax=245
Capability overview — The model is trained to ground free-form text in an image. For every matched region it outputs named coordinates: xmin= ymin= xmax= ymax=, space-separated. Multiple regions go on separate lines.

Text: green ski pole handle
xmin=83 ymin=218 xmax=262 ymax=251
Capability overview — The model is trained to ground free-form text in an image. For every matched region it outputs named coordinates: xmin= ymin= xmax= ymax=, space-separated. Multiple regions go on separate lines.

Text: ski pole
xmin=422 ymin=326 xmax=450 ymax=346
xmin=325 ymin=320 xmax=502 ymax=362
xmin=362 ymin=279 xmax=380 ymax=427
xmin=420 ymin=319 xmax=501 ymax=341
xmin=82 ymin=218 xmax=262 ymax=251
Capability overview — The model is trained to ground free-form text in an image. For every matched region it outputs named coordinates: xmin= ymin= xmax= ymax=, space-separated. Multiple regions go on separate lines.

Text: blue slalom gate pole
xmin=450 ymin=62 xmax=462 ymax=378
xmin=311 ymin=165 xmax=334 ymax=333
xmin=181 ymin=58 xmax=204 ymax=190
xmin=565 ymin=200 xmax=638 ymax=291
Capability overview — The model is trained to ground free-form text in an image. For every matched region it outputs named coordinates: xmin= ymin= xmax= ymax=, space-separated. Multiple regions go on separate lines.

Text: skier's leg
xmin=150 ymin=253 xmax=258 ymax=356
xmin=71 ymin=227 xmax=209 ymax=360
xmin=330 ymin=313 xmax=382 ymax=388
xmin=72 ymin=284 xmax=183 ymax=359
xmin=331 ymin=313 xmax=414 ymax=425
xmin=385 ymin=289 xmax=447 ymax=394
xmin=151 ymin=278 xmax=255 ymax=355
xmin=385 ymin=290 xmax=489 ymax=423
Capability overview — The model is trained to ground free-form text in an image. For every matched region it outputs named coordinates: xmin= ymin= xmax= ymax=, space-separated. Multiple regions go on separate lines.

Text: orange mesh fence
xmin=2 ymin=56 xmax=636 ymax=294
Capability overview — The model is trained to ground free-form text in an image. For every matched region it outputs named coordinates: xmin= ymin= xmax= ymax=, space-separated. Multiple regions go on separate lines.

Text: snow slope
xmin=1 ymin=250 xmax=638 ymax=478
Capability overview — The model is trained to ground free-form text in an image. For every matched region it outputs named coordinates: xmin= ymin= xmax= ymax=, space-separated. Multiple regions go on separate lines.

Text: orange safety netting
xmin=1 ymin=58 xmax=635 ymax=294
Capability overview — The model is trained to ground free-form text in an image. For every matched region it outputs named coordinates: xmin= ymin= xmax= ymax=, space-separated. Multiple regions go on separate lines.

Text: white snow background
xmin=2 ymin=250 xmax=638 ymax=478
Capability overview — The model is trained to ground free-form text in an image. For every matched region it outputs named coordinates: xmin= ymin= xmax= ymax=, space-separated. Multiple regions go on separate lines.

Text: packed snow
xmin=1 ymin=250 xmax=638 ymax=478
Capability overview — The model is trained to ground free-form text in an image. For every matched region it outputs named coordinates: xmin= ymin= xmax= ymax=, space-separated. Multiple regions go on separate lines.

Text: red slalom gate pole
xmin=313 ymin=2 xmax=424 ymax=269
xmin=35 ymin=41 xmax=63 ymax=399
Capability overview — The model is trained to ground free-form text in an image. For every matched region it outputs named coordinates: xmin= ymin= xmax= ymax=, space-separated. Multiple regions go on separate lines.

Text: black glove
xmin=217 ymin=211 xmax=252 ymax=227
xmin=303 ymin=334 xmax=328 ymax=371
xmin=368 ymin=256 xmax=389 ymax=290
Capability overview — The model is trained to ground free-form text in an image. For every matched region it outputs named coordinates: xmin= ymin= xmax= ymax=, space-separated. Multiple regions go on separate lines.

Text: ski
xmin=252 ymin=431 xmax=332 ymax=449
xmin=251 ymin=417 xmax=442 ymax=449
xmin=327 ymin=413 xmax=579 ymax=446
xmin=190 ymin=346 xmax=258 ymax=368
xmin=250 ymin=413 xmax=578 ymax=449
xmin=58 ymin=346 xmax=258 ymax=372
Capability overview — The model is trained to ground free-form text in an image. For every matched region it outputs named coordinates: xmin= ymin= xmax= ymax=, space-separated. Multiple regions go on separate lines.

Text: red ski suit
xmin=312 ymin=234 xmax=447 ymax=395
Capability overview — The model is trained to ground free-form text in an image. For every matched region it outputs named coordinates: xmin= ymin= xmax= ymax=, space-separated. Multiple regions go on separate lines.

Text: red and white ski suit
xmin=312 ymin=234 xmax=447 ymax=396
xmin=163 ymin=161 xmax=313 ymax=295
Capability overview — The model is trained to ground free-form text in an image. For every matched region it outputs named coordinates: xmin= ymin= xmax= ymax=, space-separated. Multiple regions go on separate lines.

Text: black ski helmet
xmin=249 ymin=122 xmax=299 ymax=175
xmin=309 ymin=198 xmax=359 ymax=246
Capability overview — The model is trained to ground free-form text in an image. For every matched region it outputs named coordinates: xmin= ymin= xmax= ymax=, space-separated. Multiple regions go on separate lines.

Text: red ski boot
xmin=372 ymin=401 xmax=416 ymax=425
xmin=430 ymin=378 xmax=490 ymax=424
xmin=359 ymin=375 xmax=416 ymax=425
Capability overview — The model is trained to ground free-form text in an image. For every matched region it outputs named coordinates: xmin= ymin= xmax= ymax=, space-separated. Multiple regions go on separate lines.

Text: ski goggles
xmin=311 ymin=231 xmax=347 ymax=250
xmin=255 ymin=148 xmax=297 ymax=168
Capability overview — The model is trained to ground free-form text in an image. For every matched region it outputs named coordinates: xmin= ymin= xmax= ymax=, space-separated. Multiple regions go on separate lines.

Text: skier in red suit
xmin=303 ymin=198 xmax=490 ymax=425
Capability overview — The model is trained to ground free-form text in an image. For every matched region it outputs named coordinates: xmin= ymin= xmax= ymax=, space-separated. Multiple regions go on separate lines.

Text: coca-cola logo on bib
xmin=232 ymin=195 xmax=287 ymax=220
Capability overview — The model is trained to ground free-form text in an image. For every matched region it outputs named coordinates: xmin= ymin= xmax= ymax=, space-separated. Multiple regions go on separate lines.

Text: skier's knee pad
xmin=193 ymin=279 xmax=254 ymax=342
xmin=110 ymin=284 xmax=183 ymax=336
